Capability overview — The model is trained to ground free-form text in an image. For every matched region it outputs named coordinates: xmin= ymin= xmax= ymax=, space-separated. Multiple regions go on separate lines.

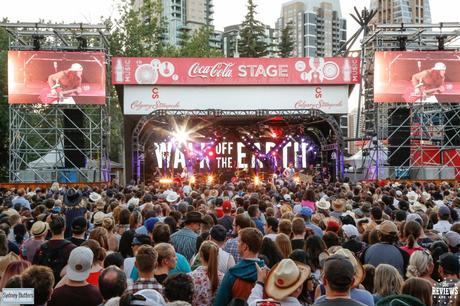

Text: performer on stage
xmin=410 ymin=62 xmax=446 ymax=103
xmin=283 ymin=162 xmax=296 ymax=182
xmin=41 ymin=63 xmax=83 ymax=104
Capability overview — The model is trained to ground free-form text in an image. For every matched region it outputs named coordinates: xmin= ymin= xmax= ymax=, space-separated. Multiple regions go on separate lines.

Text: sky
xmin=2 ymin=0 xmax=460 ymax=36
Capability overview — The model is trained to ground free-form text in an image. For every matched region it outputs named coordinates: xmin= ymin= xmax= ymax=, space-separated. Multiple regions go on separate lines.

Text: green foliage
xmin=278 ymin=22 xmax=294 ymax=58
xmin=179 ymin=27 xmax=222 ymax=57
xmin=238 ymin=0 xmax=268 ymax=58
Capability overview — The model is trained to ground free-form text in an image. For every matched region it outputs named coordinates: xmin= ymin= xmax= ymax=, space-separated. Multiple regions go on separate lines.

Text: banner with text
xmin=123 ymin=85 xmax=348 ymax=115
xmin=374 ymin=51 xmax=460 ymax=103
xmin=8 ymin=51 xmax=106 ymax=104
xmin=112 ymin=57 xmax=360 ymax=85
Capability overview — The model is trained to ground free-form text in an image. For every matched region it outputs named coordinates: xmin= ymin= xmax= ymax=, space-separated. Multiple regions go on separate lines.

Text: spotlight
xmin=271 ymin=132 xmax=278 ymax=139
xmin=159 ymin=177 xmax=173 ymax=184
xmin=254 ymin=176 xmax=260 ymax=185
xmin=172 ymin=127 xmax=190 ymax=145
xmin=272 ymin=152 xmax=277 ymax=156
xmin=207 ymin=150 xmax=215 ymax=158
xmin=293 ymin=176 xmax=300 ymax=184
xmin=207 ymin=175 xmax=214 ymax=184
xmin=190 ymin=175 xmax=196 ymax=184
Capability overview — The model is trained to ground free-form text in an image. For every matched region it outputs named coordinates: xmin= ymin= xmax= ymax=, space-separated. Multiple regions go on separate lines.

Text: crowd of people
xmin=0 ymin=177 xmax=460 ymax=306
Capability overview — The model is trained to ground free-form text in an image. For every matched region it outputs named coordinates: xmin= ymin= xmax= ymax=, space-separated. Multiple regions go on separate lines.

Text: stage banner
xmin=374 ymin=51 xmax=460 ymax=103
xmin=123 ymin=85 xmax=349 ymax=115
xmin=112 ymin=57 xmax=360 ymax=85
xmin=8 ymin=51 xmax=106 ymax=105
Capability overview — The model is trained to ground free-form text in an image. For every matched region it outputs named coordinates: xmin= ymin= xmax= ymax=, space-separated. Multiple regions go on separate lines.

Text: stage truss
xmin=357 ymin=22 xmax=460 ymax=180
xmin=1 ymin=23 xmax=111 ymax=183
xmin=132 ymin=109 xmax=345 ymax=183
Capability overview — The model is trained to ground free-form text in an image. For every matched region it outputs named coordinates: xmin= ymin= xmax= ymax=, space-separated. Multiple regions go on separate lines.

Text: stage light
xmin=272 ymin=152 xmax=277 ymax=156
xmin=207 ymin=175 xmax=214 ymax=184
xmin=271 ymin=132 xmax=278 ymax=139
xmin=190 ymin=175 xmax=196 ymax=184
xmin=207 ymin=150 xmax=215 ymax=157
xmin=159 ymin=177 xmax=173 ymax=184
xmin=308 ymin=147 xmax=314 ymax=152
xmin=172 ymin=127 xmax=190 ymax=145
xmin=293 ymin=176 xmax=300 ymax=184
xmin=254 ymin=176 xmax=260 ymax=185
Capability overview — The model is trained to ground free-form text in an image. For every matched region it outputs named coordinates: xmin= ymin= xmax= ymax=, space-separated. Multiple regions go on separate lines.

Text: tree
xmin=238 ymin=0 xmax=268 ymax=58
xmin=278 ymin=22 xmax=294 ymax=58
xmin=179 ymin=27 xmax=223 ymax=57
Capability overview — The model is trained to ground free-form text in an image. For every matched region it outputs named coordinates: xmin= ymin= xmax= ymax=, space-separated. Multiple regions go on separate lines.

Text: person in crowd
xmin=276 ymin=233 xmax=293 ymax=259
xmin=164 ymin=273 xmax=194 ymax=304
xmin=263 ymin=216 xmax=279 ymax=241
xmin=70 ymin=216 xmax=87 ymax=246
xmin=171 ymin=211 xmax=204 ymax=262
xmin=434 ymin=205 xmax=452 ymax=234
xmin=401 ymin=277 xmax=433 ymax=306
xmin=20 ymin=220 xmax=48 ymax=262
xmin=0 ymin=260 xmax=30 ymax=289
xmin=209 ymin=224 xmax=235 ymax=273
xmin=224 ymin=214 xmax=252 ymax=264
xmin=98 ymin=265 xmax=127 ymax=303
xmin=259 ymin=237 xmax=284 ymax=269
xmin=291 ymin=217 xmax=306 ymax=250
xmin=432 ymin=252 xmax=459 ymax=306
xmin=33 ymin=214 xmax=76 ymax=283
xmin=21 ymin=265 xmax=55 ymax=306
xmin=214 ymin=227 xmax=265 ymax=306
xmin=80 ymin=239 xmax=105 ymax=287
xmin=48 ymin=246 xmax=103 ymax=306
xmin=406 ymin=250 xmax=436 ymax=285
xmin=362 ymin=220 xmax=409 ymax=276
xmin=400 ymin=220 xmax=425 ymax=255
xmin=372 ymin=264 xmax=403 ymax=304
xmin=119 ymin=288 xmax=166 ymax=306
xmin=218 ymin=200 xmax=234 ymax=232
xmin=12 ymin=188 xmax=31 ymax=210
xmin=442 ymin=230 xmax=460 ymax=257
xmin=153 ymin=243 xmax=177 ymax=285
xmin=189 ymin=240 xmax=224 ymax=306
xmin=102 ymin=216 xmax=119 ymax=252
xmin=62 ymin=188 xmax=87 ymax=238
xmin=126 ymin=244 xmax=163 ymax=294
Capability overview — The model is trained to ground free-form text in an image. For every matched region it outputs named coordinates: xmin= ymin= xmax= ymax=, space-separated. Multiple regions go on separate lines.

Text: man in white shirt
xmin=434 ymin=205 xmax=452 ymax=234
xmin=210 ymin=225 xmax=235 ymax=273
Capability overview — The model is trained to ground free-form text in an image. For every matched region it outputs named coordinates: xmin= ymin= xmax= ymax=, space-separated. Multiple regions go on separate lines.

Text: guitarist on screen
xmin=410 ymin=62 xmax=446 ymax=103
xmin=42 ymin=63 xmax=83 ymax=104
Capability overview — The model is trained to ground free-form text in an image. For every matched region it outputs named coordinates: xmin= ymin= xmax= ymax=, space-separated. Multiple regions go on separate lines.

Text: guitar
xmin=39 ymin=87 xmax=79 ymax=104
xmin=403 ymin=83 xmax=453 ymax=103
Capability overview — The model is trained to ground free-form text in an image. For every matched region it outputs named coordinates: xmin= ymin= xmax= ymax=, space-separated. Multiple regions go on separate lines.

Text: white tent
xmin=28 ymin=142 xmax=65 ymax=169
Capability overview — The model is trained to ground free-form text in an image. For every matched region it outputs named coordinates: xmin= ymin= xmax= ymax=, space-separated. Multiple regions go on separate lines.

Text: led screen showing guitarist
xmin=409 ymin=62 xmax=446 ymax=103
xmin=40 ymin=63 xmax=83 ymax=104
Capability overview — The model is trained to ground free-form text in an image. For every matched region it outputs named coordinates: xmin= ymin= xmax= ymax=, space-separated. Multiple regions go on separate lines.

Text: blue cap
xmin=300 ymin=207 xmax=313 ymax=218
xmin=144 ymin=217 xmax=160 ymax=232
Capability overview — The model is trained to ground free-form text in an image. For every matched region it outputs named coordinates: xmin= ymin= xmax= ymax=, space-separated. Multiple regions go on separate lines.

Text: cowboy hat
xmin=64 ymin=188 xmax=82 ymax=207
xmin=333 ymin=248 xmax=365 ymax=288
xmin=409 ymin=201 xmax=427 ymax=213
xmin=89 ymin=192 xmax=102 ymax=203
xmin=264 ymin=259 xmax=310 ymax=301
xmin=209 ymin=189 xmax=219 ymax=198
xmin=316 ymin=198 xmax=331 ymax=210
xmin=332 ymin=199 xmax=346 ymax=212
xmin=183 ymin=211 xmax=205 ymax=224
xmin=166 ymin=192 xmax=179 ymax=203
xmin=406 ymin=191 xmax=419 ymax=203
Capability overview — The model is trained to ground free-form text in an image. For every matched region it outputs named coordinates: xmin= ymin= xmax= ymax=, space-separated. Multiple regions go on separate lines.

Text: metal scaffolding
xmin=2 ymin=22 xmax=111 ymax=183
xmin=358 ymin=22 xmax=460 ymax=180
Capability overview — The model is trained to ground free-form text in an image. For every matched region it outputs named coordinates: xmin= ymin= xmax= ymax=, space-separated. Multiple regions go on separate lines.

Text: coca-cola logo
xmin=130 ymin=100 xmax=180 ymax=111
xmin=188 ymin=62 xmax=234 ymax=78
xmin=295 ymin=99 xmax=344 ymax=109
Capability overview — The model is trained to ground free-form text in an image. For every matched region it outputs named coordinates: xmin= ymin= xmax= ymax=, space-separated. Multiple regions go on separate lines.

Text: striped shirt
xmin=171 ymin=227 xmax=198 ymax=261
xmin=224 ymin=237 xmax=241 ymax=264
xmin=126 ymin=277 xmax=164 ymax=295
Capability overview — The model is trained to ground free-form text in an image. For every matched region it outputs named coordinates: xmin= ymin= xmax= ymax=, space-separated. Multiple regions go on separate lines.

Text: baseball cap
xmin=144 ymin=217 xmax=160 ymax=233
xmin=377 ymin=220 xmax=398 ymax=235
xmin=67 ymin=246 xmax=93 ymax=281
xmin=433 ymin=62 xmax=447 ymax=71
xmin=222 ymin=200 xmax=232 ymax=212
xmin=31 ymin=221 xmax=49 ymax=236
xmin=439 ymin=205 xmax=451 ymax=217
xmin=300 ymin=207 xmax=313 ymax=218
xmin=406 ymin=213 xmax=423 ymax=225
xmin=72 ymin=216 xmax=87 ymax=232
xmin=342 ymin=224 xmax=359 ymax=238
xmin=283 ymin=194 xmax=291 ymax=202
xmin=131 ymin=234 xmax=152 ymax=246
xmin=439 ymin=253 xmax=460 ymax=275
xmin=323 ymin=254 xmax=355 ymax=288
xmin=130 ymin=289 xmax=166 ymax=305
xmin=69 ymin=63 xmax=83 ymax=72
xmin=443 ymin=231 xmax=460 ymax=248
xmin=210 ymin=224 xmax=227 ymax=242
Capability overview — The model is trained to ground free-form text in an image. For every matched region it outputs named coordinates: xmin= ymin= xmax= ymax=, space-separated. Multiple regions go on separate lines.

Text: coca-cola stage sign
xmin=112 ymin=57 xmax=360 ymax=85
xmin=123 ymin=85 xmax=348 ymax=115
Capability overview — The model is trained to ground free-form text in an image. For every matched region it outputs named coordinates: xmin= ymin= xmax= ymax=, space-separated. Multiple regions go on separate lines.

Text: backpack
xmin=35 ymin=240 xmax=71 ymax=282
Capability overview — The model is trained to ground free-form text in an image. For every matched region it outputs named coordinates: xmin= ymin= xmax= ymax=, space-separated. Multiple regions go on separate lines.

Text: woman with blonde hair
xmin=406 ymin=250 xmax=436 ymax=285
xmin=188 ymin=241 xmax=223 ymax=306
xmin=102 ymin=217 xmax=119 ymax=252
xmin=0 ymin=260 xmax=30 ymax=289
xmin=275 ymin=233 xmax=292 ymax=258
xmin=89 ymin=227 xmax=110 ymax=251
xmin=153 ymin=243 xmax=177 ymax=284
xmin=373 ymin=264 xmax=404 ymax=303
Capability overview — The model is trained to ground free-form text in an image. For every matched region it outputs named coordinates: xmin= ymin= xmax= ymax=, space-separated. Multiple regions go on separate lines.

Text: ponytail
xmin=200 ymin=241 xmax=220 ymax=293
xmin=407 ymin=234 xmax=415 ymax=249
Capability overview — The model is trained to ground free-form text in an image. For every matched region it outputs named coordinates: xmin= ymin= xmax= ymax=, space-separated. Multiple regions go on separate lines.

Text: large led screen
xmin=8 ymin=51 xmax=106 ymax=104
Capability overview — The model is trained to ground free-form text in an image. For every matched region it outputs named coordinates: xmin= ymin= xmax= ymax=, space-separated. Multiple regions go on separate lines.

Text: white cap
xmin=67 ymin=246 xmax=93 ymax=281
xmin=69 ymin=63 xmax=83 ymax=71
xmin=342 ymin=224 xmax=359 ymax=238
xmin=131 ymin=289 xmax=166 ymax=305
xmin=433 ymin=62 xmax=446 ymax=71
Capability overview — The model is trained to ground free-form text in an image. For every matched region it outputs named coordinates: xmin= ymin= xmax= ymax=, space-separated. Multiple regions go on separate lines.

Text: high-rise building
xmin=370 ymin=0 xmax=432 ymax=24
xmin=134 ymin=0 xmax=217 ymax=47
xmin=276 ymin=0 xmax=346 ymax=57
xmin=222 ymin=24 xmax=277 ymax=58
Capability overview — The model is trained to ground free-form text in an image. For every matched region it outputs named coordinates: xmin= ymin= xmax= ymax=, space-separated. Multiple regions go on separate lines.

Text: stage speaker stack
xmin=444 ymin=110 xmax=460 ymax=147
xmin=63 ymin=109 xmax=86 ymax=169
xmin=388 ymin=108 xmax=411 ymax=168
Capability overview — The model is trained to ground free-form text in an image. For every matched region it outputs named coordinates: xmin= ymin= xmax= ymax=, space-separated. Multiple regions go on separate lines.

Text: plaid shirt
xmin=224 ymin=237 xmax=241 ymax=264
xmin=126 ymin=277 xmax=164 ymax=295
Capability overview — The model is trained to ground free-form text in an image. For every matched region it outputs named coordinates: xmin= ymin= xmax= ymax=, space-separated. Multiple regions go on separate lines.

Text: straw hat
xmin=264 ymin=259 xmax=310 ymax=301
xmin=406 ymin=191 xmax=419 ymax=203
xmin=316 ymin=198 xmax=331 ymax=210
xmin=89 ymin=192 xmax=102 ymax=203
xmin=332 ymin=199 xmax=346 ymax=212
xmin=409 ymin=201 xmax=427 ymax=213
xmin=333 ymin=248 xmax=365 ymax=288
